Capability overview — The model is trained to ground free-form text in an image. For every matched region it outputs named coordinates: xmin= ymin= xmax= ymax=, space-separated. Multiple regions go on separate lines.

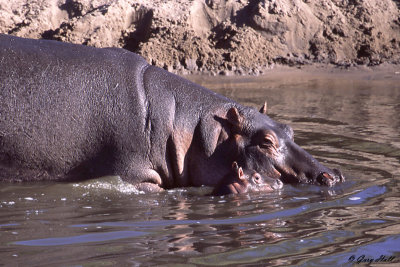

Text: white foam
xmin=73 ymin=176 xmax=143 ymax=195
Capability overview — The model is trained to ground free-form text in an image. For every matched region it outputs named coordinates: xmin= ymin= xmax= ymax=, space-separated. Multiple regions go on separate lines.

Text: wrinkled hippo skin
xmin=211 ymin=162 xmax=283 ymax=196
xmin=0 ymin=34 xmax=344 ymax=192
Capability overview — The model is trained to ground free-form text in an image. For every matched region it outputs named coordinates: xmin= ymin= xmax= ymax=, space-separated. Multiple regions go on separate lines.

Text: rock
xmin=1 ymin=0 xmax=399 ymax=75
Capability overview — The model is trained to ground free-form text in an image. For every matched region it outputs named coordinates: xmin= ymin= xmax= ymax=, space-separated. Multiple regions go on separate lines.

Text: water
xmin=1 ymin=69 xmax=400 ymax=266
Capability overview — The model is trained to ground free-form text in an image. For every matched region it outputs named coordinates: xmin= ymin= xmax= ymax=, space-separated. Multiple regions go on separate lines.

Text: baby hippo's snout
xmin=250 ymin=172 xmax=283 ymax=192
xmin=268 ymin=175 xmax=284 ymax=190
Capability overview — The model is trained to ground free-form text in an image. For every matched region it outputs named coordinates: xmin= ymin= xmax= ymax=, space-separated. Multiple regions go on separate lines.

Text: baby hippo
xmin=211 ymin=162 xmax=283 ymax=196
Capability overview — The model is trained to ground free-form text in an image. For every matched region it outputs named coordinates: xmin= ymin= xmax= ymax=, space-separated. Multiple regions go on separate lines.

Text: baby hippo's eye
xmin=252 ymin=174 xmax=262 ymax=184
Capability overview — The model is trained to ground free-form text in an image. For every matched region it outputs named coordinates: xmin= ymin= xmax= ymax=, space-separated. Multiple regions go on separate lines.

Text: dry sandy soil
xmin=1 ymin=0 xmax=399 ymax=75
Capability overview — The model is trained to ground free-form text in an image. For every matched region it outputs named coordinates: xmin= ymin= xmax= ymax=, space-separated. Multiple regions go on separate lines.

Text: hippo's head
xmin=211 ymin=162 xmax=283 ymax=196
xmin=225 ymin=103 xmax=345 ymax=187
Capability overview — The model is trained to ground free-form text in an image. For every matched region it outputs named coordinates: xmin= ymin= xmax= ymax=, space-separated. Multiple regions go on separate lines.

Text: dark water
xmin=1 ymin=70 xmax=400 ymax=266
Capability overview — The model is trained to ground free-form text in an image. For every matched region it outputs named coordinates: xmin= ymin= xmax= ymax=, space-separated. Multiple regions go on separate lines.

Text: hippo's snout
xmin=272 ymin=140 xmax=345 ymax=187
xmin=260 ymin=174 xmax=283 ymax=190
xmin=271 ymin=178 xmax=283 ymax=190
xmin=316 ymin=169 xmax=345 ymax=186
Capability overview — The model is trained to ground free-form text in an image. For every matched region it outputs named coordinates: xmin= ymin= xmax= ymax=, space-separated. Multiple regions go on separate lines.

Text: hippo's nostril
xmin=322 ymin=172 xmax=334 ymax=180
xmin=316 ymin=169 xmax=345 ymax=186
xmin=316 ymin=172 xmax=335 ymax=187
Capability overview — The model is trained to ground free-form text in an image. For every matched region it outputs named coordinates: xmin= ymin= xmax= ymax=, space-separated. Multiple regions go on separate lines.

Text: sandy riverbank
xmin=1 ymin=0 xmax=399 ymax=75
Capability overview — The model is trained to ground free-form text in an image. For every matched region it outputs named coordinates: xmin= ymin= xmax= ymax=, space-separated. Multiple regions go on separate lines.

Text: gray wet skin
xmin=0 ymin=34 xmax=344 ymax=192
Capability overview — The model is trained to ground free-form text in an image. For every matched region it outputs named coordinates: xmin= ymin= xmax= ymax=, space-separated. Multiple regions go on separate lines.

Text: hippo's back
xmin=0 ymin=34 xmax=149 ymax=181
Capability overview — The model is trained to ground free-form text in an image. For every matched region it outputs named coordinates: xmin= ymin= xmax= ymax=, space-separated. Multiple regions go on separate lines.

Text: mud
xmin=1 ymin=0 xmax=399 ymax=75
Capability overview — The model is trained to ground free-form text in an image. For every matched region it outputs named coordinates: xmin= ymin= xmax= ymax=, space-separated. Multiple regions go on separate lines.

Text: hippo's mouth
xmin=274 ymin=166 xmax=345 ymax=187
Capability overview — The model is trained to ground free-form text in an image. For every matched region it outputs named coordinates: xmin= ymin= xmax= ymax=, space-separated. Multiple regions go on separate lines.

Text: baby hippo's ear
xmin=231 ymin=161 xmax=245 ymax=181
xmin=232 ymin=161 xmax=239 ymax=171
xmin=238 ymin=167 xmax=244 ymax=181
xmin=231 ymin=161 xmax=244 ymax=179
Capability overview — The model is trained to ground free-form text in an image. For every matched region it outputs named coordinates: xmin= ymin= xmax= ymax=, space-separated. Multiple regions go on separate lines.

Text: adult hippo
xmin=211 ymin=162 xmax=283 ymax=196
xmin=0 ymin=34 xmax=344 ymax=192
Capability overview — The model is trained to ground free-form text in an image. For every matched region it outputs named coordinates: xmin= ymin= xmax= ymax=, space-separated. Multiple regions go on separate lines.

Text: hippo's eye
xmin=260 ymin=135 xmax=275 ymax=149
xmin=252 ymin=174 xmax=262 ymax=184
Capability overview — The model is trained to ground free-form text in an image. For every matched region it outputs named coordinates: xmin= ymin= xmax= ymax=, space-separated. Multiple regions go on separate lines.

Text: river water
xmin=1 ymin=69 xmax=400 ymax=266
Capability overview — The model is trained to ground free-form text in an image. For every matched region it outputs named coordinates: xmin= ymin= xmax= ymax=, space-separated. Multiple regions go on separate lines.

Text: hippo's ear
xmin=226 ymin=107 xmax=243 ymax=130
xmin=259 ymin=101 xmax=267 ymax=114
xmin=232 ymin=162 xmax=244 ymax=180
xmin=238 ymin=167 xmax=244 ymax=180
